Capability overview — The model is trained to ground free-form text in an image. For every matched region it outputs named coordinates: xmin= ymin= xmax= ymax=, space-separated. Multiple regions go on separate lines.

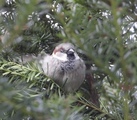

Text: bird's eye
xmin=60 ymin=48 xmax=65 ymax=53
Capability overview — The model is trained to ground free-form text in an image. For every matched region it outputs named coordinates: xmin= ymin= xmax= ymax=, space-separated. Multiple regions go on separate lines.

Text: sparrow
xmin=40 ymin=43 xmax=86 ymax=92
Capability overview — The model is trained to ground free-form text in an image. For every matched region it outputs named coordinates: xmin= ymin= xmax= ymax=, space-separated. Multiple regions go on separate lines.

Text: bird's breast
xmin=61 ymin=61 xmax=75 ymax=72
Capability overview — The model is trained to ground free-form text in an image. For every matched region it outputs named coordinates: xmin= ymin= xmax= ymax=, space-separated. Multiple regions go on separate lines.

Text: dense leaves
xmin=0 ymin=0 xmax=137 ymax=120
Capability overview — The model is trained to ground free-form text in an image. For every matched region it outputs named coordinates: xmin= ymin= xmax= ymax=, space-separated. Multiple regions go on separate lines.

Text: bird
xmin=40 ymin=43 xmax=86 ymax=92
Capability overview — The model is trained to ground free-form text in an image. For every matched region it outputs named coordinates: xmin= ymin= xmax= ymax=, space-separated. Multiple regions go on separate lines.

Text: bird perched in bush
xmin=40 ymin=43 xmax=86 ymax=92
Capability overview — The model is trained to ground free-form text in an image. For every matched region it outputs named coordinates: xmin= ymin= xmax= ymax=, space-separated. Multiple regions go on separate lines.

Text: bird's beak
xmin=67 ymin=49 xmax=75 ymax=60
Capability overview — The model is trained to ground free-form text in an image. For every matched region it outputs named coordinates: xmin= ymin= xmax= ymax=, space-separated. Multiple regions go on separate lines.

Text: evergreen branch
xmin=77 ymin=98 xmax=116 ymax=120
xmin=0 ymin=60 xmax=50 ymax=88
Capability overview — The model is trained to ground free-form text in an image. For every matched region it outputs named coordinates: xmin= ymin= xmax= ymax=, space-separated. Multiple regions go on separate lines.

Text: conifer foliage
xmin=0 ymin=0 xmax=137 ymax=120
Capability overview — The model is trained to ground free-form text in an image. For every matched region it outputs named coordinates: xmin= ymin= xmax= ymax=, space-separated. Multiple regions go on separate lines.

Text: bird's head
xmin=52 ymin=43 xmax=80 ymax=61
